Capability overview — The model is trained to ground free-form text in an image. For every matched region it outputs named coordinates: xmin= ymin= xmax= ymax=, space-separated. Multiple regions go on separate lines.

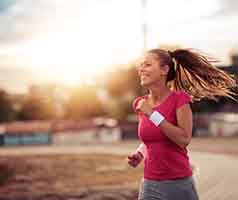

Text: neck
xmin=148 ymin=82 xmax=171 ymax=103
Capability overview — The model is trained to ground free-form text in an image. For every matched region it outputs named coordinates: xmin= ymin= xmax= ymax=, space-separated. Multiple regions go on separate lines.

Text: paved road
xmin=0 ymin=138 xmax=238 ymax=200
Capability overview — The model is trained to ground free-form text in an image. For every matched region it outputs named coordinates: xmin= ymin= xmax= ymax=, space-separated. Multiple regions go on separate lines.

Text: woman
xmin=127 ymin=48 xmax=236 ymax=200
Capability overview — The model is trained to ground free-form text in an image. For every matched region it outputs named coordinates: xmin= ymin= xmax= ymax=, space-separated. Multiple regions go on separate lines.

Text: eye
xmin=137 ymin=62 xmax=151 ymax=69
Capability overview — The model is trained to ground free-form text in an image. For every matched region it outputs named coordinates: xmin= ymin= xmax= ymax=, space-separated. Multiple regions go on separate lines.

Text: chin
xmin=140 ymin=80 xmax=152 ymax=88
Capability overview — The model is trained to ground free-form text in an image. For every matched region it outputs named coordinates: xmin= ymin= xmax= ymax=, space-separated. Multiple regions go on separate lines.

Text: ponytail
xmin=148 ymin=48 xmax=237 ymax=101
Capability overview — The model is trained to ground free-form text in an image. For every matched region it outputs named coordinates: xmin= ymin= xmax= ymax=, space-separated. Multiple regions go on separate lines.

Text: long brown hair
xmin=148 ymin=48 xmax=237 ymax=101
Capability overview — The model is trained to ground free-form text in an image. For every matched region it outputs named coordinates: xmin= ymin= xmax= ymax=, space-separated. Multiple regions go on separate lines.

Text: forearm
xmin=135 ymin=143 xmax=146 ymax=158
xmin=137 ymin=93 xmax=192 ymax=148
xmin=159 ymin=120 xmax=191 ymax=148
xmin=149 ymin=111 xmax=191 ymax=148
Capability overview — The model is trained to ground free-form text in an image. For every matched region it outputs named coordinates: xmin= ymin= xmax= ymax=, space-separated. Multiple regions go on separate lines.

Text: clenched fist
xmin=127 ymin=152 xmax=144 ymax=168
xmin=136 ymin=99 xmax=153 ymax=116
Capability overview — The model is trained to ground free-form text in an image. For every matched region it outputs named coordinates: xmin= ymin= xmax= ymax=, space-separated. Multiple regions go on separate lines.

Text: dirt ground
xmin=0 ymin=153 xmax=143 ymax=200
xmin=0 ymin=137 xmax=238 ymax=200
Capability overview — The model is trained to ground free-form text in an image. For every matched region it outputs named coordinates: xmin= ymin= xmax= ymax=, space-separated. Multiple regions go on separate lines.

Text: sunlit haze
xmin=0 ymin=0 xmax=237 ymax=92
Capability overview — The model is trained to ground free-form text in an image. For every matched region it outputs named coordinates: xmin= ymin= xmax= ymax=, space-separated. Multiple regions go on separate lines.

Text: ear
xmin=160 ymin=65 xmax=170 ymax=76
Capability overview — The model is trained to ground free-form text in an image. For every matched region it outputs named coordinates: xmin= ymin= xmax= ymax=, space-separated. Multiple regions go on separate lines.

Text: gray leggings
xmin=138 ymin=176 xmax=199 ymax=200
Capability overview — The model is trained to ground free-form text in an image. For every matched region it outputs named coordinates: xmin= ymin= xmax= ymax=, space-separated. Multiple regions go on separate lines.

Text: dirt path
xmin=0 ymin=137 xmax=238 ymax=200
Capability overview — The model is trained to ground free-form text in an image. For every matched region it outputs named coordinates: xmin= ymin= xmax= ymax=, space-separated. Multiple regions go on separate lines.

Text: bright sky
xmin=0 ymin=0 xmax=238 ymax=93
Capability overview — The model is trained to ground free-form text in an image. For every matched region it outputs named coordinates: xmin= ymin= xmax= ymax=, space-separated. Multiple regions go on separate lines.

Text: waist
xmin=144 ymin=175 xmax=194 ymax=184
xmin=144 ymin=142 xmax=192 ymax=180
xmin=145 ymin=142 xmax=188 ymax=158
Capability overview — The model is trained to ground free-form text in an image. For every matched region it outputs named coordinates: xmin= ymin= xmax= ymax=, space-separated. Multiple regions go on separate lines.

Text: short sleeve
xmin=175 ymin=91 xmax=192 ymax=109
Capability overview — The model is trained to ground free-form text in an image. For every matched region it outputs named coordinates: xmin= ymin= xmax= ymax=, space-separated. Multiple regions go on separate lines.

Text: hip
xmin=138 ymin=176 xmax=199 ymax=200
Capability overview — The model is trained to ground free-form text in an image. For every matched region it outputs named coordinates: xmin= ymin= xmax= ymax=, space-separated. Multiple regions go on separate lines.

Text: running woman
xmin=127 ymin=48 xmax=236 ymax=200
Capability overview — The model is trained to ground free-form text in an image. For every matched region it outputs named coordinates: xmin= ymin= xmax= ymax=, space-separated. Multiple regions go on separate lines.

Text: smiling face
xmin=138 ymin=53 xmax=169 ymax=88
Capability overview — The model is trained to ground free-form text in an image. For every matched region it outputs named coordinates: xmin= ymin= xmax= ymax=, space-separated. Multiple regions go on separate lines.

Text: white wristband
xmin=149 ymin=111 xmax=165 ymax=126
xmin=135 ymin=143 xmax=146 ymax=158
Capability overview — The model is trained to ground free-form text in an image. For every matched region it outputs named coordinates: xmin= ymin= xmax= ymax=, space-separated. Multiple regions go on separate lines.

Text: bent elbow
xmin=183 ymin=140 xmax=190 ymax=148
xmin=180 ymin=135 xmax=191 ymax=148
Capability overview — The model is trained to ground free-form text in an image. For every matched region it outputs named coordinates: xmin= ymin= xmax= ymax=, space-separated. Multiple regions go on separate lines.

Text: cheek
xmin=151 ymin=67 xmax=161 ymax=78
xmin=151 ymin=73 xmax=161 ymax=81
xmin=152 ymin=64 xmax=161 ymax=74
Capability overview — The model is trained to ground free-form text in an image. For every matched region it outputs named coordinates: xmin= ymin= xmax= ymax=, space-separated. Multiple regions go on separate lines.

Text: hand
xmin=136 ymin=99 xmax=153 ymax=116
xmin=127 ymin=152 xmax=144 ymax=168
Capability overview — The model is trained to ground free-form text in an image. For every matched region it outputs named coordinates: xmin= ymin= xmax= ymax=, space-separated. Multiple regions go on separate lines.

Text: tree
xmin=101 ymin=62 xmax=147 ymax=120
xmin=65 ymin=85 xmax=105 ymax=120
xmin=104 ymin=64 xmax=141 ymax=98
xmin=0 ymin=89 xmax=15 ymax=122
xmin=18 ymin=95 xmax=55 ymax=120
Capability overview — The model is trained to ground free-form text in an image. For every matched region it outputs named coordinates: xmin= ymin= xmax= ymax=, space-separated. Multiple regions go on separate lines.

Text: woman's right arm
xmin=132 ymin=97 xmax=146 ymax=158
xmin=135 ymin=143 xmax=146 ymax=158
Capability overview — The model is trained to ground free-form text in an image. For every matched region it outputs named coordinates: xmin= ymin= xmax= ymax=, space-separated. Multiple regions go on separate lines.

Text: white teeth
xmin=141 ymin=75 xmax=149 ymax=79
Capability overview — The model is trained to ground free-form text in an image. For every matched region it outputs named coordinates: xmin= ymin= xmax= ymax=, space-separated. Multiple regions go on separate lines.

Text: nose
xmin=137 ymin=63 xmax=144 ymax=71
xmin=137 ymin=65 xmax=147 ymax=76
xmin=137 ymin=66 xmax=142 ymax=76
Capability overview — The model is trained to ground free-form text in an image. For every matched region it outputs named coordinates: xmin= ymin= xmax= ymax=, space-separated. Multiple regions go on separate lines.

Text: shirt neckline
xmin=145 ymin=91 xmax=174 ymax=109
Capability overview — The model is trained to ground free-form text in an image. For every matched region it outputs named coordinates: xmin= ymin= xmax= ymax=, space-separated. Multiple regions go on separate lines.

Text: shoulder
xmin=173 ymin=90 xmax=192 ymax=109
xmin=174 ymin=90 xmax=190 ymax=97
xmin=173 ymin=90 xmax=192 ymax=99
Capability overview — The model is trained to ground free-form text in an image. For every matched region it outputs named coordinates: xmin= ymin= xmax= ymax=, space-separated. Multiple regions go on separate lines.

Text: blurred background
xmin=0 ymin=0 xmax=238 ymax=199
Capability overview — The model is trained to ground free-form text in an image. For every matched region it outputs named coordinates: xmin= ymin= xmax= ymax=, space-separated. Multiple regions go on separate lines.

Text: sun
xmin=16 ymin=27 xmax=141 ymax=86
xmin=17 ymin=32 xmax=113 ymax=86
xmin=13 ymin=1 xmax=144 ymax=86
xmin=10 ymin=0 xmax=222 ymax=87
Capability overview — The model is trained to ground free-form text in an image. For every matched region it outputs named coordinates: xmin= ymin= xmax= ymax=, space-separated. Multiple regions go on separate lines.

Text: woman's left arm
xmin=159 ymin=104 xmax=193 ymax=148
xmin=137 ymin=99 xmax=193 ymax=148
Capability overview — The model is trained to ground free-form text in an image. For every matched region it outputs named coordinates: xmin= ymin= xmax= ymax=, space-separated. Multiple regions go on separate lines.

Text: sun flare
xmin=9 ymin=0 xmax=222 ymax=86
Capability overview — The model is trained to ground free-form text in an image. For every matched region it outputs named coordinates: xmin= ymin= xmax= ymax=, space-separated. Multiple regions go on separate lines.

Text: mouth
xmin=140 ymin=74 xmax=150 ymax=81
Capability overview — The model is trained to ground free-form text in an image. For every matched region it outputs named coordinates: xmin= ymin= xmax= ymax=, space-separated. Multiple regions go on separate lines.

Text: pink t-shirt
xmin=133 ymin=90 xmax=193 ymax=180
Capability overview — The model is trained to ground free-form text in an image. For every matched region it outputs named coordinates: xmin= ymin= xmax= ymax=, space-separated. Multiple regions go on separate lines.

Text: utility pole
xmin=140 ymin=0 xmax=149 ymax=96
xmin=141 ymin=0 xmax=148 ymax=53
